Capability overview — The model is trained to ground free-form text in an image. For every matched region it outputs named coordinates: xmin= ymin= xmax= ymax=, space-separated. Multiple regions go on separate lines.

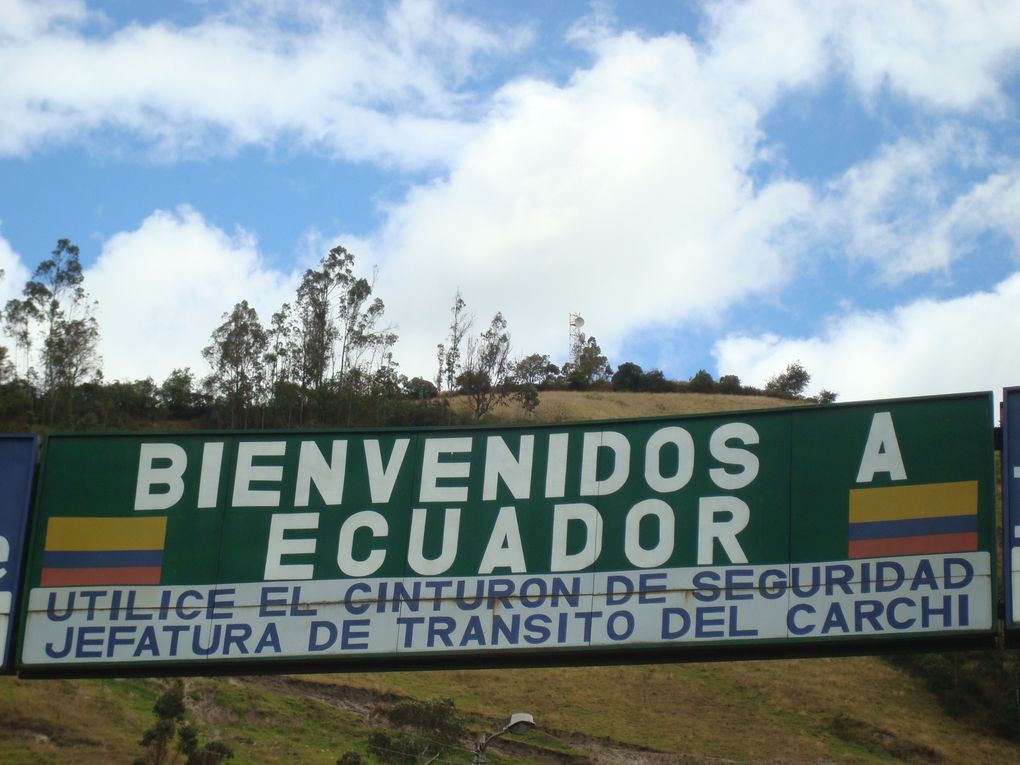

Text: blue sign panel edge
xmin=1004 ymin=389 xmax=1020 ymax=630
xmin=0 ymin=435 xmax=38 ymax=671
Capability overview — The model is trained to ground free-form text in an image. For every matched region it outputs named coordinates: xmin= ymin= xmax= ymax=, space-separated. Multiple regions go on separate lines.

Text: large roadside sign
xmin=1003 ymin=387 xmax=1020 ymax=632
xmin=18 ymin=394 xmax=995 ymax=675
xmin=0 ymin=435 xmax=37 ymax=672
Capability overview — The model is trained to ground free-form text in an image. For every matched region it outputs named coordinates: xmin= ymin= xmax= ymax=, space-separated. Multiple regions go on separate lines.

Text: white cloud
xmin=86 ymin=207 xmax=298 ymax=382
xmin=714 ymin=273 xmax=1020 ymax=403
xmin=813 ymin=128 xmax=1020 ymax=280
xmin=0 ymin=231 xmax=30 ymax=302
xmin=3 ymin=1 xmax=1020 ymax=389
xmin=366 ymin=31 xmax=814 ymax=376
xmin=912 ymin=170 xmax=1020 ymax=264
xmin=702 ymin=0 xmax=832 ymax=109
xmin=0 ymin=0 xmax=91 ymax=41
xmin=819 ymin=129 xmax=970 ymax=278
xmin=703 ymin=0 xmax=1020 ymax=112
xmin=356 ymin=0 xmax=1020 ymax=379
xmin=3 ymin=0 xmax=1016 ymax=168
xmin=834 ymin=0 xmax=1020 ymax=111
xmin=0 ymin=0 xmax=526 ymax=166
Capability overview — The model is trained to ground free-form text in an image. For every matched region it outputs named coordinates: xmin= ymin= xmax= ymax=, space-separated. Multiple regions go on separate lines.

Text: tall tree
xmin=457 ymin=312 xmax=515 ymax=419
xmin=46 ymin=313 xmax=101 ymax=392
xmin=264 ymin=302 xmax=305 ymax=424
xmin=265 ymin=302 xmax=297 ymax=388
xmin=0 ymin=346 xmax=14 ymax=385
xmin=435 ymin=342 xmax=446 ymax=391
xmin=338 ymin=276 xmax=395 ymax=385
xmin=563 ymin=336 xmax=610 ymax=390
xmin=293 ymin=245 xmax=396 ymax=394
xmin=3 ymin=294 xmax=32 ymax=379
xmin=203 ymin=300 xmax=268 ymax=428
xmin=295 ymin=267 xmax=333 ymax=391
xmin=0 ymin=268 xmax=14 ymax=382
xmin=4 ymin=239 xmax=102 ymax=421
xmin=443 ymin=290 xmax=472 ymax=392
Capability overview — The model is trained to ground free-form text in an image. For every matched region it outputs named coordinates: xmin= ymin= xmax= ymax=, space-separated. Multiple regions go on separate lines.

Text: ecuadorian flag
xmin=40 ymin=517 xmax=167 ymax=586
xmin=848 ymin=481 xmax=978 ymax=559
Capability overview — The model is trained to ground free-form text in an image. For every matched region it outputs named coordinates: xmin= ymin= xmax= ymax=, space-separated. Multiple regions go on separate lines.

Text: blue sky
xmin=1 ymin=0 xmax=1019 ymax=404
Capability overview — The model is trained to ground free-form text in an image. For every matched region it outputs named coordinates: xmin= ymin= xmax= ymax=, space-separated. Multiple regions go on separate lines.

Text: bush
xmin=367 ymin=698 xmax=466 ymax=765
xmin=611 ymin=362 xmax=645 ymax=391
xmin=687 ymin=369 xmax=716 ymax=393
xmin=403 ymin=377 xmax=438 ymax=399
xmin=642 ymin=369 xmax=675 ymax=392
xmin=765 ymin=362 xmax=810 ymax=399
xmin=717 ymin=374 xmax=741 ymax=394
xmin=384 ymin=698 xmax=466 ymax=742
xmin=135 ymin=680 xmax=232 ymax=765
xmin=889 ymin=650 xmax=1020 ymax=740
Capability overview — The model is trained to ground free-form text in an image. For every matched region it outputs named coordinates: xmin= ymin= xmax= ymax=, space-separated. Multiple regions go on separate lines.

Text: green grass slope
xmin=2 ymin=392 xmax=1016 ymax=765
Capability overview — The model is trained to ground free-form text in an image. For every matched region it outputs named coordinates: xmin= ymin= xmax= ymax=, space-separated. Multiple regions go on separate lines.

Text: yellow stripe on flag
xmin=849 ymin=481 xmax=977 ymax=524
xmin=44 ymin=516 xmax=167 ymax=552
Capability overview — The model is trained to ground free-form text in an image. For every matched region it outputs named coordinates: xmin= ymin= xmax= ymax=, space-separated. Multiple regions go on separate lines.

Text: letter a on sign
xmin=856 ymin=412 xmax=907 ymax=483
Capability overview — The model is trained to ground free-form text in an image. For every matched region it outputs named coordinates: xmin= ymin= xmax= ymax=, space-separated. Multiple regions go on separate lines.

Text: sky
xmin=1 ymin=0 xmax=1019 ymax=406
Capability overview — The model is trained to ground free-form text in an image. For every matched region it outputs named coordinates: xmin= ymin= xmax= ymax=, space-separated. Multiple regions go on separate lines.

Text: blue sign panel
xmin=1004 ymin=389 xmax=1020 ymax=630
xmin=0 ymin=435 xmax=37 ymax=671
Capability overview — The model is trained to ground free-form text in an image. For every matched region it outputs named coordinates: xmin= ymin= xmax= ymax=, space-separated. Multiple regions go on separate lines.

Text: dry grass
xmin=448 ymin=390 xmax=802 ymax=424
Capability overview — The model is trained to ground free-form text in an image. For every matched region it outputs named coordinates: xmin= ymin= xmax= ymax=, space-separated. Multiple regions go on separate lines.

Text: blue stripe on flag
xmin=848 ymin=513 xmax=977 ymax=541
xmin=42 ymin=549 xmax=164 ymax=569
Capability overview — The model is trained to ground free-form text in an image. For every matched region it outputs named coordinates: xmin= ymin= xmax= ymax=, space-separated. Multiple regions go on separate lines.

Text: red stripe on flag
xmin=848 ymin=531 xmax=978 ymax=559
xmin=40 ymin=566 xmax=162 ymax=586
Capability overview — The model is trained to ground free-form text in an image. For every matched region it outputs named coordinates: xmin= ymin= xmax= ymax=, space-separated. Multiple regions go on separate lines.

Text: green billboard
xmin=18 ymin=393 xmax=995 ymax=674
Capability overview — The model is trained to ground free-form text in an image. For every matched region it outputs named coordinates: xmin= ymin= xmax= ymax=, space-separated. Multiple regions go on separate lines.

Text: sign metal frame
xmin=1003 ymin=387 xmax=1020 ymax=635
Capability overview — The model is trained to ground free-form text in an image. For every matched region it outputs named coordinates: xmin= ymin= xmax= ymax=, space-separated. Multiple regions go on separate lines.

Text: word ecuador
xmin=134 ymin=422 xmax=765 ymax=578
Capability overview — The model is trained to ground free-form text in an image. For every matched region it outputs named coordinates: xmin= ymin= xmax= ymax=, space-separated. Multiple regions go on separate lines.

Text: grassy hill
xmin=3 ymin=391 xmax=1017 ymax=765
xmin=447 ymin=390 xmax=799 ymax=423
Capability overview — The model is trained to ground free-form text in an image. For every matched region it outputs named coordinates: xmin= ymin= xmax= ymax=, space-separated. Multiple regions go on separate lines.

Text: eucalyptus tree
xmin=203 ymin=300 xmax=268 ymax=428
xmin=0 ymin=268 xmax=13 ymax=381
xmin=293 ymin=244 xmax=396 ymax=395
xmin=3 ymin=239 xmax=102 ymax=421
xmin=265 ymin=303 xmax=299 ymax=388
xmin=295 ymin=264 xmax=334 ymax=391
xmin=3 ymin=296 xmax=32 ymax=379
xmin=457 ymin=312 xmax=515 ymax=419
xmin=563 ymin=336 xmax=610 ymax=390
xmin=442 ymin=290 xmax=472 ymax=391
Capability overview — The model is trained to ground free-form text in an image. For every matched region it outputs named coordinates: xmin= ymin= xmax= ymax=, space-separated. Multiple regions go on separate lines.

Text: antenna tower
xmin=569 ymin=313 xmax=586 ymax=363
